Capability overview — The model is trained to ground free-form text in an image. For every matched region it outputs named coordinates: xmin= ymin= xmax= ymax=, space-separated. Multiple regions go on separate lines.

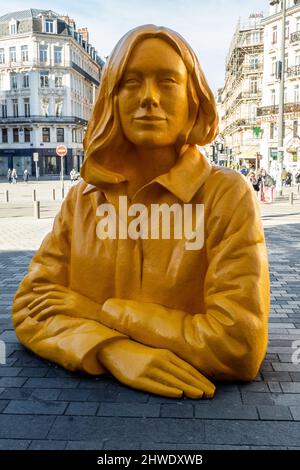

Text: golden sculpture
xmin=12 ymin=25 xmax=270 ymax=399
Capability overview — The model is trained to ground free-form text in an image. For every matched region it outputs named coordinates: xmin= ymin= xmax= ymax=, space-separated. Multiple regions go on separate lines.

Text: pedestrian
xmin=247 ymin=170 xmax=260 ymax=196
xmin=7 ymin=168 xmax=12 ymax=184
xmin=285 ymin=171 xmax=292 ymax=187
xmin=11 ymin=168 xmax=18 ymax=184
xmin=295 ymin=170 xmax=300 ymax=185
xmin=23 ymin=169 xmax=29 ymax=184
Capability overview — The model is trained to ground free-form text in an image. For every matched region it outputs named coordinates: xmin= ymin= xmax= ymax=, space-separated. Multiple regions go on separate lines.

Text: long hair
xmin=81 ymin=24 xmax=219 ymax=186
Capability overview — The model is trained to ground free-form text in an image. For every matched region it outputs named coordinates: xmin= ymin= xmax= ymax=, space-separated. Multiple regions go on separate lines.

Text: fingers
xmin=170 ymin=356 xmax=216 ymax=398
xmin=33 ymin=305 xmax=65 ymax=322
xmin=28 ymin=292 xmax=65 ymax=310
xmin=149 ymin=369 xmax=204 ymax=399
xmin=140 ymin=377 xmax=183 ymax=399
xmin=165 ymin=362 xmax=215 ymax=398
xmin=28 ymin=298 xmax=62 ymax=317
xmin=33 ymin=284 xmax=69 ymax=293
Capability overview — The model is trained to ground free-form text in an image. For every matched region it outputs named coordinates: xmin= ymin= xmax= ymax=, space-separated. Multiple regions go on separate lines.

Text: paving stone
xmin=0 ymin=415 xmax=55 ymax=439
xmin=0 ymin=439 xmax=30 ymax=450
xmin=18 ymin=367 xmax=49 ymax=377
xmin=98 ymin=403 xmax=160 ymax=418
xmin=28 ymin=440 xmax=67 ymax=450
xmin=58 ymin=389 xmax=91 ymax=401
xmin=30 ymin=389 xmax=61 ymax=401
xmin=280 ymin=383 xmax=300 ymax=393
xmin=65 ymin=402 xmax=99 ymax=416
xmin=160 ymin=404 xmax=194 ymax=418
xmin=0 ymin=367 xmax=22 ymax=377
xmin=0 ymin=377 xmax=27 ymax=387
xmin=241 ymin=392 xmax=275 ymax=405
xmin=257 ymin=405 xmax=292 ymax=420
xmin=194 ymin=404 xmax=258 ymax=420
xmin=3 ymin=400 xmax=68 ymax=415
xmin=66 ymin=441 xmax=104 ymax=450
xmin=289 ymin=407 xmax=300 ymax=420
xmin=23 ymin=377 xmax=80 ymax=388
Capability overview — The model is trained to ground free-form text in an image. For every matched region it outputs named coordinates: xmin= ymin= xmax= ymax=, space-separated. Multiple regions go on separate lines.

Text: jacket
xmin=12 ymin=145 xmax=270 ymax=381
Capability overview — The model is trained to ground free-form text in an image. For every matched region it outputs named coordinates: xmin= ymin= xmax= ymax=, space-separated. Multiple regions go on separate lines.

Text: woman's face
xmin=117 ymin=37 xmax=189 ymax=149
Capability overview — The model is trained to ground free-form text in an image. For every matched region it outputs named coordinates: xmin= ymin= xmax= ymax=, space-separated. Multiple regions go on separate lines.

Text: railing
xmin=291 ymin=31 xmax=300 ymax=43
xmin=257 ymin=103 xmax=300 ymax=116
xmin=0 ymin=60 xmax=73 ymax=69
xmin=0 ymin=115 xmax=88 ymax=124
xmin=287 ymin=65 xmax=300 ymax=78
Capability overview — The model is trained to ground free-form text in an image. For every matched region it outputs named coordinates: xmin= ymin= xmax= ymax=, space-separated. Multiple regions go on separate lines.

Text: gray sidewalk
xmin=0 ymin=188 xmax=299 ymax=450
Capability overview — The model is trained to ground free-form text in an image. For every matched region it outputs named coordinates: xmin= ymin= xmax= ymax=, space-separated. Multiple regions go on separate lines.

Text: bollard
xmin=290 ymin=191 xmax=294 ymax=205
xmin=61 ymin=187 xmax=65 ymax=199
xmin=34 ymin=200 xmax=40 ymax=219
xmin=4 ymin=190 xmax=9 ymax=203
xmin=52 ymin=188 xmax=56 ymax=201
xmin=298 ymin=184 xmax=300 ymax=194
xmin=32 ymin=189 xmax=36 ymax=201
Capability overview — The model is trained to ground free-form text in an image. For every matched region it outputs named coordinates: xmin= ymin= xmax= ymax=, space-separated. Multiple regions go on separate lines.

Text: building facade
xmin=0 ymin=9 xmax=103 ymax=177
xmin=258 ymin=0 xmax=300 ymax=172
xmin=220 ymin=14 xmax=264 ymax=170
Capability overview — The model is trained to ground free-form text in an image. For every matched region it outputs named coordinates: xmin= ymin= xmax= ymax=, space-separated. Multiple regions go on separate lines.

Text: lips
xmin=134 ymin=115 xmax=165 ymax=121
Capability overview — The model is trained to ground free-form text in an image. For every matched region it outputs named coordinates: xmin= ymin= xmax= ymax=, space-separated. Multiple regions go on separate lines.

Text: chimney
xmin=78 ymin=27 xmax=89 ymax=44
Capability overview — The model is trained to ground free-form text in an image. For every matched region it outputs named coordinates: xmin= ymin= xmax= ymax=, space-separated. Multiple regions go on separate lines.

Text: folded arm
xmin=12 ymin=185 xmax=127 ymax=375
xmin=98 ymin=185 xmax=270 ymax=381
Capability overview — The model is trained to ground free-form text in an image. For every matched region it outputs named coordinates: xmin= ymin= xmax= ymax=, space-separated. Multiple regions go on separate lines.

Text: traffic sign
xmin=56 ymin=145 xmax=67 ymax=157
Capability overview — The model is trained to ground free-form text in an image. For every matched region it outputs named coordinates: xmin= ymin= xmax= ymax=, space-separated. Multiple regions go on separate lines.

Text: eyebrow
xmin=124 ymin=68 xmax=184 ymax=79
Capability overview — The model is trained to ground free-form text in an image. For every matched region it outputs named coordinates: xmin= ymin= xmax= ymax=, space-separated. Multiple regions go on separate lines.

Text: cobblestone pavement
xmin=0 ymin=183 xmax=299 ymax=450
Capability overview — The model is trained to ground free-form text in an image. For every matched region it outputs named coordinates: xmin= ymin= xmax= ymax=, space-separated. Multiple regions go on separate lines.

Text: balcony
xmin=290 ymin=31 xmax=300 ymax=43
xmin=257 ymin=103 xmax=300 ymax=116
xmin=287 ymin=65 xmax=300 ymax=78
xmin=0 ymin=115 xmax=88 ymax=125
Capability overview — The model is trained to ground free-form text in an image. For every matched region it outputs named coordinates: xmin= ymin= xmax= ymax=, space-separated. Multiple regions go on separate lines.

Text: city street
xmin=0 ymin=181 xmax=299 ymax=450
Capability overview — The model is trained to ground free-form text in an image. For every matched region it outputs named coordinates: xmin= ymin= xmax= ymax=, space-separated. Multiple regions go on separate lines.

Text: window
xmin=55 ymin=99 xmax=63 ymax=117
xmin=252 ymin=31 xmax=260 ymax=44
xmin=297 ymin=17 xmax=300 ymax=32
xmin=2 ymin=128 xmax=8 ymax=143
xmin=295 ymin=85 xmax=300 ymax=103
xmin=24 ymin=128 xmax=31 ymax=142
xmin=40 ymin=71 xmax=49 ymax=87
xmin=286 ymin=21 xmax=290 ymax=40
xmin=9 ymin=47 xmax=16 ymax=62
xmin=13 ymin=128 xmax=19 ymax=143
xmin=55 ymin=73 xmax=63 ymax=87
xmin=12 ymin=99 xmax=18 ymax=117
xmin=41 ymin=98 xmax=49 ymax=117
xmin=250 ymin=77 xmax=258 ymax=94
xmin=271 ymin=89 xmax=276 ymax=106
xmin=249 ymin=55 xmax=259 ymax=70
xmin=45 ymin=19 xmax=54 ymax=33
xmin=296 ymin=52 xmax=300 ymax=66
xmin=39 ymin=45 xmax=48 ymax=63
xmin=22 ymin=73 xmax=29 ymax=88
xmin=1 ymin=101 xmax=7 ymax=118
xmin=54 ymin=46 xmax=62 ymax=64
xmin=11 ymin=73 xmax=17 ymax=89
xmin=285 ymin=54 xmax=288 ymax=70
xmin=272 ymin=26 xmax=278 ymax=44
xmin=271 ymin=57 xmax=276 ymax=75
xmin=57 ymin=128 xmax=64 ymax=142
xmin=10 ymin=22 xmax=17 ymax=35
xmin=284 ymin=87 xmax=288 ymax=103
xmin=21 ymin=45 xmax=28 ymax=62
xmin=42 ymin=127 xmax=50 ymax=142
xmin=293 ymin=120 xmax=298 ymax=138
xmin=24 ymin=98 xmax=30 ymax=117
xmin=0 ymin=48 xmax=5 ymax=64
xmin=270 ymin=122 xmax=274 ymax=140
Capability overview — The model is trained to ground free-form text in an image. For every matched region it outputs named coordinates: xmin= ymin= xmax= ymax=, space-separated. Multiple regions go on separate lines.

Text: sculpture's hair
xmin=81 ymin=24 xmax=219 ymax=185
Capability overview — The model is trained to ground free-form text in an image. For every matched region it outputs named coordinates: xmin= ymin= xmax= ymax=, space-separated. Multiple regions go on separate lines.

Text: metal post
xmin=33 ymin=201 xmax=40 ymax=219
xmin=61 ymin=155 xmax=64 ymax=192
xmin=4 ymin=190 xmax=9 ymax=203
xmin=277 ymin=0 xmax=287 ymax=172
xmin=32 ymin=189 xmax=36 ymax=201
xmin=52 ymin=188 xmax=56 ymax=200
xmin=289 ymin=191 xmax=294 ymax=205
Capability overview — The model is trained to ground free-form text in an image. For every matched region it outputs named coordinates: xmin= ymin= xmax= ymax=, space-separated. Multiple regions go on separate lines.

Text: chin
xmin=131 ymin=133 xmax=171 ymax=149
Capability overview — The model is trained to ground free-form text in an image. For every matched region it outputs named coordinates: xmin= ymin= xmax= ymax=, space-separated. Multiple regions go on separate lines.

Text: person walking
xmin=7 ymin=168 xmax=12 ymax=184
xmin=23 ymin=168 xmax=29 ymax=184
xmin=11 ymin=168 xmax=18 ymax=184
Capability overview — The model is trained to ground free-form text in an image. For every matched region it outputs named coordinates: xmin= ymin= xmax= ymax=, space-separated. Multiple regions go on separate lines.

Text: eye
xmin=160 ymin=77 xmax=176 ymax=84
xmin=123 ymin=78 xmax=140 ymax=86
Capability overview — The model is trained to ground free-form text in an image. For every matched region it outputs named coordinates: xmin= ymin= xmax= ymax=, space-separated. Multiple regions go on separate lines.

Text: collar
xmin=82 ymin=145 xmax=212 ymax=203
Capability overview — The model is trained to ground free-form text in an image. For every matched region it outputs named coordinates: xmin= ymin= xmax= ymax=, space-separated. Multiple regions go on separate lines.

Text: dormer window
xmin=45 ymin=19 xmax=54 ymax=33
xmin=9 ymin=19 xmax=17 ymax=35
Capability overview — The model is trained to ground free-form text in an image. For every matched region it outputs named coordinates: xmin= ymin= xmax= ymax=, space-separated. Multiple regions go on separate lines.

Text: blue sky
xmin=0 ymin=1 xmax=269 ymax=92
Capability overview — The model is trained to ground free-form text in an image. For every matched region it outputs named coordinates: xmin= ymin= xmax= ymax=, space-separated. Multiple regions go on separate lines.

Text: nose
xmin=140 ymin=79 xmax=159 ymax=108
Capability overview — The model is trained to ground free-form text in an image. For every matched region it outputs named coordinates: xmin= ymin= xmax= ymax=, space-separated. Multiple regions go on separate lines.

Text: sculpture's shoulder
xmin=205 ymin=165 xmax=252 ymax=202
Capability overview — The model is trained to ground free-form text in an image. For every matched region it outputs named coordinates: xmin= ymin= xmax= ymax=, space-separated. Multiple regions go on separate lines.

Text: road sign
xmin=56 ymin=145 xmax=67 ymax=157
xmin=33 ymin=152 xmax=39 ymax=162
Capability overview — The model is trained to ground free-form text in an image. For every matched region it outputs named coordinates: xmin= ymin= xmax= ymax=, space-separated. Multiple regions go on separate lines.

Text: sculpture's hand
xmin=97 ymin=338 xmax=216 ymax=399
xmin=27 ymin=284 xmax=101 ymax=322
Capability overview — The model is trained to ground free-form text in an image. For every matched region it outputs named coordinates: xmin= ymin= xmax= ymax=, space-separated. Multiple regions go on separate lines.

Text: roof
xmin=0 ymin=9 xmax=59 ymax=23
